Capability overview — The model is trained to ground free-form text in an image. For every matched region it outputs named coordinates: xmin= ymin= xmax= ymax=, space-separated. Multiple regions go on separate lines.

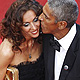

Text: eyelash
xmin=23 ymin=17 xmax=39 ymax=27
xmin=43 ymin=13 xmax=49 ymax=19
xmin=45 ymin=15 xmax=48 ymax=19
xmin=33 ymin=17 xmax=38 ymax=22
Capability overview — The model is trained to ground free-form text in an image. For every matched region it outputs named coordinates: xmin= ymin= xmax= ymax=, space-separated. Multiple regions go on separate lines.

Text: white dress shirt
xmin=54 ymin=24 xmax=76 ymax=80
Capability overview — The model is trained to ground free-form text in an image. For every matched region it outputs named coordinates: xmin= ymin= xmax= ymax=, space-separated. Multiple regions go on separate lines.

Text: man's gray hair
xmin=48 ymin=0 xmax=79 ymax=27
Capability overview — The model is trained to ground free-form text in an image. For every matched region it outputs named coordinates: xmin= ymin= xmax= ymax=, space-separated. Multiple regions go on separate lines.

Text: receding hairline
xmin=43 ymin=2 xmax=55 ymax=17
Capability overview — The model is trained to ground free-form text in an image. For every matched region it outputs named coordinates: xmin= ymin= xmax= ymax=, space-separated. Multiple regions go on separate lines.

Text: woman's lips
xmin=31 ymin=29 xmax=38 ymax=34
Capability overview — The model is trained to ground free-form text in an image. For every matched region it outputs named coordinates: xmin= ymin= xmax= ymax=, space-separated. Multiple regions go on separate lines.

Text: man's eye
xmin=42 ymin=12 xmax=49 ymax=19
xmin=23 ymin=23 xmax=30 ymax=27
xmin=45 ymin=15 xmax=48 ymax=19
xmin=33 ymin=17 xmax=38 ymax=22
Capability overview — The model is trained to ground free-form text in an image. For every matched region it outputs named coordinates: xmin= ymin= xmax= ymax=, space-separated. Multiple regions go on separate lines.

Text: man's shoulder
xmin=43 ymin=34 xmax=54 ymax=39
xmin=76 ymin=23 xmax=80 ymax=28
xmin=76 ymin=24 xmax=80 ymax=32
xmin=42 ymin=34 xmax=54 ymax=45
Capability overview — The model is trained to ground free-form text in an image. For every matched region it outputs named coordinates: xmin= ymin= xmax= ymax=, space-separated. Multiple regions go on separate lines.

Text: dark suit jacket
xmin=43 ymin=24 xmax=80 ymax=80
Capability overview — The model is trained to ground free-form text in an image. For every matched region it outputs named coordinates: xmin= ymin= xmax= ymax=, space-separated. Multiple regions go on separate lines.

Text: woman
xmin=0 ymin=0 xmax=44 ymax=80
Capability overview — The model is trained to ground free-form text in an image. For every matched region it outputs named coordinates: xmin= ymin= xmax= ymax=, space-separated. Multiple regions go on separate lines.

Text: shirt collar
xmin=57 ymin=24 xmax=76 ymax=51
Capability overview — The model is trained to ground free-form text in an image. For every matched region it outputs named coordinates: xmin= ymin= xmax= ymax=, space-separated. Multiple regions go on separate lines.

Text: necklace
xmin=29 ymin=40 xmax=34 ymax=59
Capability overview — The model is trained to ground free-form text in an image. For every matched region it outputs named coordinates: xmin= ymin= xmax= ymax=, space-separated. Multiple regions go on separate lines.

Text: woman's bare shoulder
xmin=0 ymin=39 xmax=14 ymax=59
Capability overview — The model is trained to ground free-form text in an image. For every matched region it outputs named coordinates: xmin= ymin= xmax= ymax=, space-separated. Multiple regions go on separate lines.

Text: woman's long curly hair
xmin=0 ymin=0 xmax=42 ymax=52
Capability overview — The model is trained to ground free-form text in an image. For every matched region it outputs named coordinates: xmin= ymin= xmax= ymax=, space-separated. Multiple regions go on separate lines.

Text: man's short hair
xmin=48 ymin=0 xmax=79 ymax=27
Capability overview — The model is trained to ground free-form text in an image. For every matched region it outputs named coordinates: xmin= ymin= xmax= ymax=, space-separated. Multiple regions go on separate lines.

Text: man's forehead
xmin=43 ymin=2 xmax=53 ymax=15
xmin=43 ymin=2 xmax=49 ymax=10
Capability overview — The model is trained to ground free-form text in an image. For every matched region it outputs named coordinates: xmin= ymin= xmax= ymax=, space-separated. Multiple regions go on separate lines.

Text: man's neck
xmin=53 ymin=27 xmax=70 ymax=40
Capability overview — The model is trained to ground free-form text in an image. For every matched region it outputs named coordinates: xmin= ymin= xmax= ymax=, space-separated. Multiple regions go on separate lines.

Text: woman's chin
xmin=32 ymin=33 xmax=39 ymax=38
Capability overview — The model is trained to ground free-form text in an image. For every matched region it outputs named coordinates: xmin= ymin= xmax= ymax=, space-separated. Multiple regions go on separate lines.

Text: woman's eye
xmin=33 ymin=17 xmax=38 ymax=22
xmin=23 ymin=23 xmax=30 ymax=27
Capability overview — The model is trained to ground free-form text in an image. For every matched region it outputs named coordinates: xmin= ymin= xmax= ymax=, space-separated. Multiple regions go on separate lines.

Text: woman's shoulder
xmin=0 ymin=39 xmax=14 ymax=59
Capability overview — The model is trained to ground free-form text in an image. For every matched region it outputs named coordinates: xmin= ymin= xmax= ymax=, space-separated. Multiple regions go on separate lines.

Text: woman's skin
xmin=0 ymin=10 xmax=42 ymax=80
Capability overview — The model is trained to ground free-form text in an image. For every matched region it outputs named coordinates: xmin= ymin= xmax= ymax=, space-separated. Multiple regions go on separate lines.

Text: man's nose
xmin=39 ymin=13 xmax=43 ymax=21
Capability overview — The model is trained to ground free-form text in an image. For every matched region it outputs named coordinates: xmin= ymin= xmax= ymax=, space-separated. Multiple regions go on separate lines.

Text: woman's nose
xmin=30 ymin=22 xmax=37 ymax=30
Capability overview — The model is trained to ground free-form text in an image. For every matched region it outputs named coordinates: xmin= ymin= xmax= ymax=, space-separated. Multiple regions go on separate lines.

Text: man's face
xmin=39 ymin=2 xmax=58 ymax=34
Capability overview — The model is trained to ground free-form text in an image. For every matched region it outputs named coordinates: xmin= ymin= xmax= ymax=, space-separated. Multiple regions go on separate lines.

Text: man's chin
xmin=41 ymin=26 xmax=48 ymax=34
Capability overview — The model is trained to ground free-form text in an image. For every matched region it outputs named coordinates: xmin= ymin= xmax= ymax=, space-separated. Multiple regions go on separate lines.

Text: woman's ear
xmin=57 ymin=21 xmax=67 ymax=30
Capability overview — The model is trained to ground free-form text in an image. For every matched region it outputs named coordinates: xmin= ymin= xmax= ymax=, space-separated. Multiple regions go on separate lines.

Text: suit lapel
xmin=43 ymin=34 xmax=55 ymax=80
xmin=59 ymin=24 xmax=80 ymax=80
xmin=47 ymin=42 xmax=55 ymax=80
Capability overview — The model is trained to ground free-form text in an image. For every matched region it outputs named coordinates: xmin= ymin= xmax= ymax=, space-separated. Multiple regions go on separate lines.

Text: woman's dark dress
xmin=12 ymin=53 xmax=45 ymax=80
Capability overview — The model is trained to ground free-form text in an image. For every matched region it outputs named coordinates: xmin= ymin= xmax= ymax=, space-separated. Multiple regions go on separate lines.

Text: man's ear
xmin=57 ymin=21 xmax=67 ymax=30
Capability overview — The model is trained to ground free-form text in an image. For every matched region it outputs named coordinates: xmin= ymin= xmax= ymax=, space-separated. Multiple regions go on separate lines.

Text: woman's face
xmin=21 ymin=10 xmax=40 ymax=39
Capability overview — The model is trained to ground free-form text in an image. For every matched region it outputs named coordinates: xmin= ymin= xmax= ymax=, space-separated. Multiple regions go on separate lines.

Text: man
xmin=39 ymin=0 xmax=80 ymax=80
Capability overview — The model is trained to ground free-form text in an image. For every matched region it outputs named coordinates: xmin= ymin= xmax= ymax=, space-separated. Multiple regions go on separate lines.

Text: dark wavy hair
xmin=0 ymin=0 xmax=42 ymax=52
